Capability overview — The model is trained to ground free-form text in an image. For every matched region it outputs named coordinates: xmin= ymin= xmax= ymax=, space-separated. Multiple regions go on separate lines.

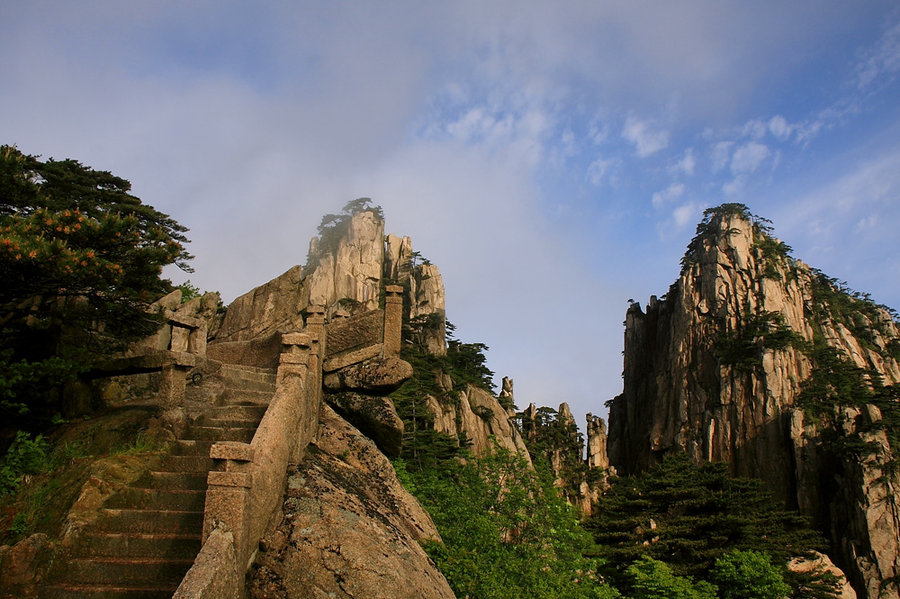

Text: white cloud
xmin=586 ymin=157 xmax=616 ymax=185
xmin=673 ymin=202 xmax=700 ymax=227
xmin=730 ymin=141 xmax=770 ymax=174
xmin=652 ymin=182 xmax=686 ymax=208
xmin=622 ymin=115 xmax=669 ymax=158
xmin=722 ymin=175 xmax=746 ymax=196
xmin=856 ymin=20 xmax=900 ymax=90
xmin=590 ymin=120 xmax=610 ymax=145
xmin=673 ymin=148 xmax=696 ymax=176
xmin=854 ymin=215 xmax=878 ymax=232
xmin=768 ymin=115 xmax=792 ymax=140
xmin=742 ymin=119 xmax=768 ymax=140
xmin=711 ymin=141 xmax=734 ymax=172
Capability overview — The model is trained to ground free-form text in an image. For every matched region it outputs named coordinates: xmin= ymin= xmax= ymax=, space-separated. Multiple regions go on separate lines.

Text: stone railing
xmin=173 ymin=312 xmax=325 ymax=599
xmin=95 ymin=302 xmax=209 ymax=410
xmin=172 ymin=286 xmax=403 ymax=597
xmin=323 ymin=284 xmax=403 ymax=372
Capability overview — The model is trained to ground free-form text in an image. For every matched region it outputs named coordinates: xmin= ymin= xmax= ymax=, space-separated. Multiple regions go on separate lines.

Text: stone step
xmin=157 ymin=455 xmax=215 ymax=473
xmin=64 ymin=557 xmax=193 ymax=587
xmin=183 ymin=425 xmax=255 ymax=443
xmin=171 ymin=439 xmax=214 ymax=456
xmin=39 ymin=583 xmax=176 ymax=599
xmin=92 ymin=509 xmax=204 ymax=535
xmin=79 ymin=532 xmax=201 ymax=559
xmin=203 ymin=416 xmax=260 ymax=430
xmin=220 ymin=388 xmax=274 ymax=405
xmin=219 ymin=365 xmax=276 ymax=394
xmin=210 ymin=403 xmax=268 ymax=420
xmin=137 ymin=471 xmax=208 ymax=490
xmin=219 ymin=363 xmax=276 ymax=380
xmin=105 ymin=488 xmax=206 ymax=511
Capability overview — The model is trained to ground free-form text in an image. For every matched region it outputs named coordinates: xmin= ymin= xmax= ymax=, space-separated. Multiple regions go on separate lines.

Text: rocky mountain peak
xmin=608 ymin=203 xmax=900 ymax=599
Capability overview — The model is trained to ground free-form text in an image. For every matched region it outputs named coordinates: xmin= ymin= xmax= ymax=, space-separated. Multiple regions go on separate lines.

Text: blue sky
xmin=2 ymin=1 xmax=899 ymax=427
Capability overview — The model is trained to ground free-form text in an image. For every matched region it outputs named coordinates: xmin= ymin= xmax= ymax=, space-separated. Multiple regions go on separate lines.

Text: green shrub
xmin=0 ymin=431 xmax=51 ymax=497
xmin=710 ymin=550 xmax=791 ymax=599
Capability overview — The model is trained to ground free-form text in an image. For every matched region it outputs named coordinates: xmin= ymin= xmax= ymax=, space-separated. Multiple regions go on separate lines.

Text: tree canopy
xmin=0 ymin=145 xmax=192 ymax=420
xmin=585 ymin=454 xmax=835 ymax=598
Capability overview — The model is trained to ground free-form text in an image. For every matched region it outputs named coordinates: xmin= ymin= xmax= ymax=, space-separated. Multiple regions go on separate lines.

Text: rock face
xmin=214 ymin=210 xmax=387 ymax=344
xmin=307 ymin=210 xmax=385 ymax=317
xmin=586 ymin=413 xmax=610 ymax=471
xmin=606 ymin=206 xmax=900 ymax=599
xmin=324 ymin=356 xmax=414 ymax=394
xmin=425 ymin=383 xmax=531 ymax=463
xmin=326 ymin=391 xmax=405 ymax=458
xmin=789 ymin=551 xmax=858 ymax=599
xmin=248 ymin=405 xmax=455 ymax=599
xmin=384 ymin=233 xmax=447 ymax=355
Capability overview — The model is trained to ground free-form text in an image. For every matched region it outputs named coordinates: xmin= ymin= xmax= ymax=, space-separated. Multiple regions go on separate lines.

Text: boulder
xmin=325 ymin=392 xmax=405 ymax=458
xmin=323 ymin=356 xmax=413 ymax=393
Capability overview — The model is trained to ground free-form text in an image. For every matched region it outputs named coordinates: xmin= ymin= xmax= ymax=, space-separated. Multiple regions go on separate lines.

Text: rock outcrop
xmin=214 ymin=210 xmax=388 ymax=344
xmin=247 ymin=405 xmax=455 ymax=599
xmin=586 ymin=413 xmax=610 ymax=471
xmin=384 ymin=233 xmax=447 ymax=355
xmin=518 ymin=402 xmax=610 ymax=514
xmin=607 ymin=205 xmax=900 ymax=599
xmin=425 ymin=383 xmax=531 ymax=463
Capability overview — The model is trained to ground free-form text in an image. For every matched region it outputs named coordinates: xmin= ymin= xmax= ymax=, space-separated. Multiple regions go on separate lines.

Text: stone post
xmin=203 ymin=441 xmax=254 ymax=567
xmin=383 ymin=285 xmax=404 ymax=357
xmin=278 ymin=333 xmax=311 ymax=385
xmin=159 ymin=352 xmax=196 ymax=409
xmin=306 ymin=305 xmax=326 ymax=366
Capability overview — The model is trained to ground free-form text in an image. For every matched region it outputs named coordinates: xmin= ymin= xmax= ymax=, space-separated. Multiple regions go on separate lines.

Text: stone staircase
xmin=39 ymin=365 xmax=275 ymax=599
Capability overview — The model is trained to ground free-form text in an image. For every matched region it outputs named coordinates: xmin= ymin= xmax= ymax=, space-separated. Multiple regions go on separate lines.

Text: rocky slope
xmin=247 ymin=405 xmax=454 ymax=599
xmin=606 ymin=204 xmax=900 ymax=599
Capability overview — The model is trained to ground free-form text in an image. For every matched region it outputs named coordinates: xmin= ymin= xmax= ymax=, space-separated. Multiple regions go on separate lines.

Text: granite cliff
xmin=607 ymin=204 xmax=900 ymax=599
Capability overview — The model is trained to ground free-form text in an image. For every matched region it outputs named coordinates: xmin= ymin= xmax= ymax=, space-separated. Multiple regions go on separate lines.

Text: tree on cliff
xmin=306 ymin=197 xmax=384 ymax=269
xmin=0 ymin=145 xmax=192 ymax=420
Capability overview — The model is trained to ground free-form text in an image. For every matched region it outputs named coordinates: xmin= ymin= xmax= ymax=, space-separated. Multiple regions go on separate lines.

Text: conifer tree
xmin=0 ymin=145 xmax=192 ymax=420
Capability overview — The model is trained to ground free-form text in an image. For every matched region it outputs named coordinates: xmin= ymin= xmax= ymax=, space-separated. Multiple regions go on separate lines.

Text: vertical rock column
xmin=586 ymin=413 xmax=610 ymax=471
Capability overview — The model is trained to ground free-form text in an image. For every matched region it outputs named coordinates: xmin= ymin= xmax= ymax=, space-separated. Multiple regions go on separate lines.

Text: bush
xmin=710 ymin=550 xmax=790 ymax=599
xmin=626 ymin=556 xmax=717 ymax=599
xmin=0 ymin=431 xmax=51 ymax=497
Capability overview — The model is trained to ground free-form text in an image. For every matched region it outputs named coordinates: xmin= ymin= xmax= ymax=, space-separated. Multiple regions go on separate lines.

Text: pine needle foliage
xmin=585 ymin=454 xmax=836 ymax=599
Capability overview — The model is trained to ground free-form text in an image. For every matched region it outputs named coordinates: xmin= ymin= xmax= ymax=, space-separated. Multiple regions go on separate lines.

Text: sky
xmin=2 ymin=1 xmax=900 ymax=430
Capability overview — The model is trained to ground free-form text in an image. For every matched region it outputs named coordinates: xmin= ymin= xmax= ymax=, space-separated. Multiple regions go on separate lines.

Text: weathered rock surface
xmin=788 ymin=551 xmax=857 ymax=599
xmin=607 ymin=208 xmax=900 ymax=599
xmin=325 ymin=392 xmax=405 ymax=458
xmin=0 ymin=534 xmax=51 ymax=598
xmin=247 ymin=405 xmax=454 ymax=599
xmin=518 ymin=402 xmax=609 ymax=515
xmin=586 ymin=413 xmax=609 ymax=471
xmin=307 ymin=210 xmax=385 ymax=317
xmin=385 ymin=233 xmax=447 ymax=355
xmin=214 ymin=265 xmax=306 ymax=343
xmin=323 ymin=355 xmax=414 ymax=394
xmin=425 ymin=384 xmax=531 ymax=464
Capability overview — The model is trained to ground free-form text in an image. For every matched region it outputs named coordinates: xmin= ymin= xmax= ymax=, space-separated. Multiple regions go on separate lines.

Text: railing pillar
xmin=203 ymin=442 xmax=254 ymax=568
xmin=306 ymin=305 xmax=326 ymax=389
xmin=278 ymin=333 xmax=311 ymax=384
xmin=383 ymin=285 xmax=404 ymax=357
